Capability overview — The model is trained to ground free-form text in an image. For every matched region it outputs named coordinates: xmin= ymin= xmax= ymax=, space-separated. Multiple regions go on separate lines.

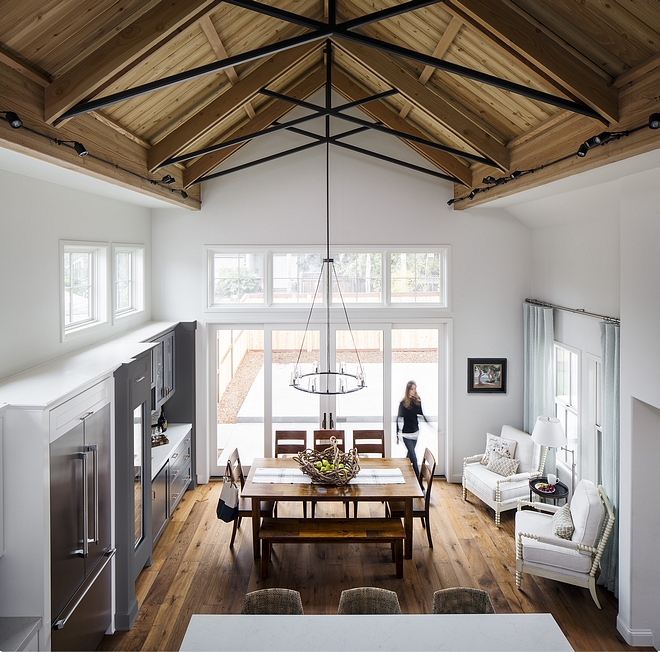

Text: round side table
xmin=529 ymin=477 xmax=569 ymax=505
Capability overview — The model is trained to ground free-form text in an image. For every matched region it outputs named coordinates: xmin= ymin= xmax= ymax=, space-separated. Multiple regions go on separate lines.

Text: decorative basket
xmin=294 ymin=436 xmax=360 ymax=485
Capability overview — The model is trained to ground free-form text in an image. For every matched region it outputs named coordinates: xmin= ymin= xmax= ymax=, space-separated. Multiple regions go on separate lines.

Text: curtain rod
xmin=525 ymin=298 xmax=620 ymax=324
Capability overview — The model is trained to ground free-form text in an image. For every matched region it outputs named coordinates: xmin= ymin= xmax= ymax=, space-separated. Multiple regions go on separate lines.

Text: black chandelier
xmin=290 ymin=47 xmax=366 ymax=396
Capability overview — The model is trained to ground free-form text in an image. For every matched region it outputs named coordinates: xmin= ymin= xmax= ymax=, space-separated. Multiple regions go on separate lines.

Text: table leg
xmin=252 ymin=498 xmax=261 ymax=560
xmin=404 ymin=497 xmax=413 ymax=559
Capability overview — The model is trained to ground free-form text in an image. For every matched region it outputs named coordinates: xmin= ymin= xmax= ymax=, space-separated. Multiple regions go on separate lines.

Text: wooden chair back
xmin=313 ymin=429 xmax=345 ymax=451
xmin=226 ymin=448 xmax=245 ymax=489
xmin=352 ymin=429 xmax=385 ymax=457
xmin=274 ymin=430 xmax=307 ymax=457
xmin=420 ymin=447 xmax=436 ymax=514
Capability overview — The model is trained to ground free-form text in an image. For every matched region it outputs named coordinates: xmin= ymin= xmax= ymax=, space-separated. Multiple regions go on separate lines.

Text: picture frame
xmin=467 ymin=358 xmax=507 ymax=393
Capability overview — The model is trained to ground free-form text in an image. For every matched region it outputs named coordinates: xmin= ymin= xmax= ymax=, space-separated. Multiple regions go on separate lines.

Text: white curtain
xmin=597 ymin=321 xmax=620 ymax=595
xmin=523 ymin=303 xmax=555 ymax=466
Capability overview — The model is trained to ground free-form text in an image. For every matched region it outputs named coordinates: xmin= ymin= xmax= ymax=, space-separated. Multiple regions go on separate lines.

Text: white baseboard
xmin=617 ymin=615 xmax=655 ymax=648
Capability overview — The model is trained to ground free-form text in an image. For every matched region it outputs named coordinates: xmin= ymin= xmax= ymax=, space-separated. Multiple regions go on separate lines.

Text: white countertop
xmin=180 ymin=613 xmax=573 ymax=651
xmin=0 ymin=322 xmax=178 ymax=408
xmin=0 ymin=616 xmax=41 ymax=652
xmin=151 ymin=423 xmax=193 ymax=479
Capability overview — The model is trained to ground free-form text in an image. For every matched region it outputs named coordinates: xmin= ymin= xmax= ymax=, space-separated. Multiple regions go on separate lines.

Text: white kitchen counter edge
xmin=151 ymin=423 xmax=193 ymax=480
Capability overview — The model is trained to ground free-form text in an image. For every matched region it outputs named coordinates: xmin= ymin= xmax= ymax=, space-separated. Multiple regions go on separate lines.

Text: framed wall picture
xmin=467 ymin=358 xmax=507 ymax=393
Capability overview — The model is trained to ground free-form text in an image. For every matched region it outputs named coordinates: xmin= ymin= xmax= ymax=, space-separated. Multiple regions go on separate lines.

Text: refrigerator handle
xmin=75 ymin=451 xmax=89 ymax=558
xmin=53 ymin=549 xmax=116 ymax=630
xmin=87 ymin=444 xmax=99 ymax=545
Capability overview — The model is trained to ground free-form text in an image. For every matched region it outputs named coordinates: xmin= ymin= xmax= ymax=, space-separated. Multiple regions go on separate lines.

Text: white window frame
xmin=60 ymin=240 xmax=109 ymax=340
xmin=112 ymin=243 xmax=145 ymax=321
xmin=553 ymin=341 xmax=579 ymax=472
xmin=204 ymin=245 xmax=450 ymax=311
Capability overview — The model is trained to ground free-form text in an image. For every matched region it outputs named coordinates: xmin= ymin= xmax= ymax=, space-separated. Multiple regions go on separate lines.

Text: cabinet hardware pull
xmin=172 ymin=469 xmax=179 ymax=477
xmin=184 ymin=455 xmax=190 ymax=461
xmin=79 ymin=411 xmax=94 ymax=421
xmin=76 ymin=451 xmax=89 ymax=558
xmin=172 ymin=493 xmax=179 ymax=500
xmin=86 ymin=444 xmax=99 ymax=545
xmin=152 ymin=491 xmax=156 ymax=500
xmin=171 ymin=452 xmax=179 ymax=459
xmin=135 ymin=375 xmax=146 ymax=383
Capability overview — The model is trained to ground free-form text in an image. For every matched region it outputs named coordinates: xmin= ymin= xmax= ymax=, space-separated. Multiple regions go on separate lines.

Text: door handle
xmin=75 ymin=451 xmax=89 ymax=558
xmin=79 ymin=411 xmax=93 ymax=421
xmin=86 ymin=444 xmax=99 ymax=545
xmin=134 ymin=375 xmax=146 ymax=383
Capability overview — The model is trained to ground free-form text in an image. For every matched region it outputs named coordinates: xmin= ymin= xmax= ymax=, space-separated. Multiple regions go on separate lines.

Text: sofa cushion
xmin=487 ymin=451 xmax=520 ymax=476
xmin=464 ymin=462 xmax=529 ymax=504
xmin=500 ymin=425 xmax=537 ymax=474
xmin=570 ymin=479 xmax=604 ymax=547
xmin=515 ymin=510 xmax=594 ymax=574
xmin=481 ymin=433 xmax=517 ymax=465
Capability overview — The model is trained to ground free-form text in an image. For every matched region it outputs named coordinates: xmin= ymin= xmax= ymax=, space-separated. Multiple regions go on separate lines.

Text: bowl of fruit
xmin=294 ymin=436 xmax=360 ymax=485
xmin=535 ymin=482 xmax=555 ymax=493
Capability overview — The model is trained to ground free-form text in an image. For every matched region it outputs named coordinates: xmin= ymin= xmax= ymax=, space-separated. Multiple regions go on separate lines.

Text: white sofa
xmin=462 ymin=425 xmax=544 ymax=526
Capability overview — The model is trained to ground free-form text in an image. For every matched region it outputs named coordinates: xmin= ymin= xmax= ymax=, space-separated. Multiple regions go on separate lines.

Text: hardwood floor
xmin=99 ymin=479 xmax=646 ymax=652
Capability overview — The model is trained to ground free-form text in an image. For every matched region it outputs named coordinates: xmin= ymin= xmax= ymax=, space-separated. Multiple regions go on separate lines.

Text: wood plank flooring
xmin=99 ymin=479 xmax=647 ymax=652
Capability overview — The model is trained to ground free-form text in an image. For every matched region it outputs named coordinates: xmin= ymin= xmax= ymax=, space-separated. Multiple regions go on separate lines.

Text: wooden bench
xmin=259 ymin=517 xmax=405 ymax=579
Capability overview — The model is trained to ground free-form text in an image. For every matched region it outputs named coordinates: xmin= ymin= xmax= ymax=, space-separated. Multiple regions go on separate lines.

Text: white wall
xmin=152 ymin=108 xmax=532 ymax=483
xmin=618 ymin=167 xmax=660 ymax=646
xmin=0 ymin=168 xmax=152 ymax=381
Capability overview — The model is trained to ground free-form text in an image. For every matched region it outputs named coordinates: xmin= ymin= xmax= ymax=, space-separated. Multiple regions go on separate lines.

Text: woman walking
xmin=396 ymin=380 xmax=427 ymax=479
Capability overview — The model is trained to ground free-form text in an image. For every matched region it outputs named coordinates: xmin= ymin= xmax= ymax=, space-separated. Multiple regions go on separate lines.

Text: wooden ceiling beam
xmin=445 ymin=0 xmax=619 ymax=124
xmin=183 ymin=66 xmax=326 ymax=187
xmin=149 ymin=41 xmax=320 ymax=172
xmin=332 ymin=70 xmax=471 ymax=186
xmin=453 ymin=66 xmax=660 ymax=208
xmin=199 ymin=16 xmax=256 ymax=119
xmin=44 ymin=0 xmax=219 ymax=125
xmin=400 ymin=16 xmax=462 ymax=119
xmin=0 ymin=45 xmax=50 ymax=88
xmin=334 ymin=37 xmax=509 ymax=170
xmin=0 ymin=61 xmax=199 ymax=209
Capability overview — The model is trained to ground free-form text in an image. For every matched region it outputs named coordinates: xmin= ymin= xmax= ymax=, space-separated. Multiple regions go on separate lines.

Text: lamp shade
xmin=531 ymin=416 xmax=567 ymax=448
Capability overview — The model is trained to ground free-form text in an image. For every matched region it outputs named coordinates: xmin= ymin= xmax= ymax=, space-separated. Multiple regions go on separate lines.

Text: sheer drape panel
xmin=597 ymin=321 xmax=620 ymax=595
xmin=523 ymin=303 xmax=555 ymax=436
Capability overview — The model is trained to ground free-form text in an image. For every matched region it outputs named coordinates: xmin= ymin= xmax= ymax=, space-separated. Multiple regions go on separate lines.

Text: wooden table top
xmin=243 ymin=457 xmax=423 ymax=501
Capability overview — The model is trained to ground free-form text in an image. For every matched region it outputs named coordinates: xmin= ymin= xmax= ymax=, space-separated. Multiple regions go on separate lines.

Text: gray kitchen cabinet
xmin=151 ymin=463 xmax=168 ymax=545
xmin=151 ymin=330 xmax=175 ymax=412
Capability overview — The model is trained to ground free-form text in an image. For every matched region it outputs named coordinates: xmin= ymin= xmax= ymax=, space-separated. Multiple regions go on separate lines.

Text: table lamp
xmin=531 ymin=416 xmax=567 ymax=477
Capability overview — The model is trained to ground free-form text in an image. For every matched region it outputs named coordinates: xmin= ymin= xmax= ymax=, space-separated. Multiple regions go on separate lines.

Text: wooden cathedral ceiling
xmin=1 ymin=0 xmax=660 ymax=210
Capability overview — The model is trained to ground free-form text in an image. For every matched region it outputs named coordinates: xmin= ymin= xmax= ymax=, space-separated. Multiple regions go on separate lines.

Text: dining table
xmin=242 ymin=457 xmax=424 ymax=560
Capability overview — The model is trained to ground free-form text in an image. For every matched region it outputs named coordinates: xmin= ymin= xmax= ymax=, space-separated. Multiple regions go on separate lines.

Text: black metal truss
xmin=193 ymin=41 xmax=463 ymax=185
xmin=55 ymin=0 xmax=604 ymax=125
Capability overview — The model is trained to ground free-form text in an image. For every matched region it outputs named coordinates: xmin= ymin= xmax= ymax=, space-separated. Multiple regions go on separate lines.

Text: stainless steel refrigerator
xmin=50 ymin=403 xmax=115 ymax=651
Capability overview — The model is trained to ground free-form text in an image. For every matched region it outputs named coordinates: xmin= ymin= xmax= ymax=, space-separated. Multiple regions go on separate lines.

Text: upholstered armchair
xmin=515 ymin=479 xmax=615 ymax=608
xmin=462 ymin=425 xmax=544 ymax=525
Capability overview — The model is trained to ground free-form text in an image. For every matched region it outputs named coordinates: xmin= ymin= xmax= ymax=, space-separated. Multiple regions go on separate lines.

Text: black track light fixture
xmin=577 ymin=143 xmax=589 ymax=157
xmin=509 ymin=170 xmax=523 ymax=180
xmin=180 ymin=190 xmax=188 ymax=199
xmin=1 ymin=111 xmax=22 ymax=128
xmin=161 ymin=174 xmax=176 ymax=184
xmin=649 ymin=113 xmax=660 ymax=129
xmin=73 ymin=141 xmax=88 ymax=157
xmin=482 ymin=175 xmax=497 ymax=185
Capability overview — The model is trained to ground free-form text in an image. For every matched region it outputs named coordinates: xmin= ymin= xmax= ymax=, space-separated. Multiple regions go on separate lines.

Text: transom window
xmin=61 ymin=241 xmax=108 ymax=336
xmin=206 ymin=247 xmax=448 ymax=309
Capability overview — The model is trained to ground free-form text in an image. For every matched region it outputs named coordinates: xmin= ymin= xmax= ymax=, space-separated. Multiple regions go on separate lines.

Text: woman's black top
xmin=397 ymin=400 xmax=425 ymax=434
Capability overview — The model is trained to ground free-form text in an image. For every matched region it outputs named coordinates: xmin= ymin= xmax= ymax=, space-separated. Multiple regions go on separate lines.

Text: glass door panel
xmin=216 ymin=328 xmax=264 ymax=469
xmin=272 ymin=329 xmax=321 ymax=453
xmin=391 ymin=328 xmax=439 ymax=467
xmin=334 ymin=329 xmax=384 ymax=450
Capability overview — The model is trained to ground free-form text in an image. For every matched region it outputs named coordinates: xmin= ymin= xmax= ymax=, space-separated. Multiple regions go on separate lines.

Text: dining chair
xmin=311 ymin=430 xmax=347 ymax=517
xmin=352 ymin=429 xmax=385 ymax=517
xmin=274 ymin=430 xmax=308 ymax=517
xmin=226 ymin=448 xmax=274 ymax=548
xmin=337 ymin=587 xmax=402 ymax=614
xmin=386 ymin=447 xmax=436 ymax=547
xmin=431 ymin=588 xmax=495 ymax=614
xmin=240 ymin=588 xmax=304 ymax=614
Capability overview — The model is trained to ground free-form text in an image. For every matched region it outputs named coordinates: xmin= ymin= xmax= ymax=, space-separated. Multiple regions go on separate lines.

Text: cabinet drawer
xmin=169 ymin=435 xmax=191 ymax=476
xmin=170 ymin=462 xmax=191 ymax=510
